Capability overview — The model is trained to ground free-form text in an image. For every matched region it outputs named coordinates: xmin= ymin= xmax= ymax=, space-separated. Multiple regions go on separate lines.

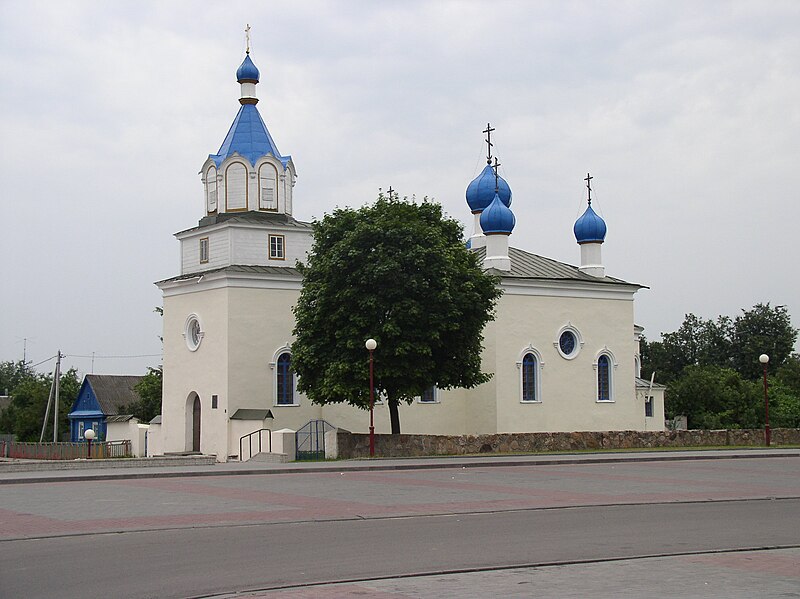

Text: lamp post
xmin=759 ymin=354 xmax=770 ymax=447
xmin=365 ymin=338 xmax=377 ymax=457
xmin=84 ymin=428 xmax=96 ymax=459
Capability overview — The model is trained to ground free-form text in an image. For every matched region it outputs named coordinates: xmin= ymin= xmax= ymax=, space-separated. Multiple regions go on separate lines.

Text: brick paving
xmin=230 ymin=548 xmax=800 ymax=599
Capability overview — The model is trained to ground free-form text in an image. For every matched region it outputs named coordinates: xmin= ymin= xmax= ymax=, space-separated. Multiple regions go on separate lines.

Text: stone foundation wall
xmin=334 ymin=428 xmax=800 ymax=459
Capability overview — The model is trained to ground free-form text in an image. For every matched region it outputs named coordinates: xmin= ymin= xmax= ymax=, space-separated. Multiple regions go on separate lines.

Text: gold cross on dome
xmin=245 ymin=24 xmax=251 ymax=54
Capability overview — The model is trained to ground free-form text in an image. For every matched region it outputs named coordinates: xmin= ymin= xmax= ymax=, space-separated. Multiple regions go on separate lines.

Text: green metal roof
xmin=477 ymin=246 xmax=644 ymax=288
xmin=157 ymin=264 xmax=302 ymax=285
xmin=230 ymin=409 xmax=272 ymax=420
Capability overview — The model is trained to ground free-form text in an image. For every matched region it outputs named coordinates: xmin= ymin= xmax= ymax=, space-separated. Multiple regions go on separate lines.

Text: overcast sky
xmin=1 ymin=1 xmax=798 ymax=378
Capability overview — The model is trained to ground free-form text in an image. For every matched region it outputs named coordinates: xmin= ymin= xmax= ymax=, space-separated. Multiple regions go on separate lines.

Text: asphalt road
xmin=2 ymin=498 xmax=798 ymax=598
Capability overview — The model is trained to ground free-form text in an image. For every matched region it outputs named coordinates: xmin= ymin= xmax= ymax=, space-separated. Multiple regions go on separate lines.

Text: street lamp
xmin=84 ymin=428 xmax=96 ymax=459
xmin=365 ymin=338 xmax=377 ymax=457
xmin=759 ymin=354 xmax=770 ymax=447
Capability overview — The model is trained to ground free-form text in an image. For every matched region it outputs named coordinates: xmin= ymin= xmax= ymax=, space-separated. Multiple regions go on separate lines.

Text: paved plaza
xmin=1 ymin=450 xmax=799 ymax=597
xmin=2 ymin=451 xmax=800 ymax=540
xmin=230 ymin=548 xmax=800 ymax=599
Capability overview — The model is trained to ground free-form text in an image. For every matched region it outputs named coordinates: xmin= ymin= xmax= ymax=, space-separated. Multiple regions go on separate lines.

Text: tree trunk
xmin=388 ymin=399 xmax=401 ymax=434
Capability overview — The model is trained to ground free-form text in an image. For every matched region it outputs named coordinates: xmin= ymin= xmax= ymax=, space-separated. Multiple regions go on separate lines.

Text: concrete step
xmin=247 ymin=452 xmax=289 ymax=463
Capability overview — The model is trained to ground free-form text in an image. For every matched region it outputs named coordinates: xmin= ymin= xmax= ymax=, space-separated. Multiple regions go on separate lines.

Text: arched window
xmin=276 ymin=352 xmax=294 ymax=405
xmin=225 ymin=161 xmax=248 ymax=211
xmin=206 ymin=166 xmax=218 ymax=213
xmin=597 ymin=354 xmax=612 ymax=402
xmin=522 ymin=353 xmax=538 ymax=402
xmin=258 ymin=163 xmax=278 ymax=210
xmin=517 ymin=346 xmax=543 ymax=403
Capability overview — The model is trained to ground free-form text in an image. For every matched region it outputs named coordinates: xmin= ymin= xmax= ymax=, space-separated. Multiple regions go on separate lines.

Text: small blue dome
xmin=236 ymin=54 xmax=260 ymax=83
xmin=466 ymin=164 xmax=511 ymax=213
xmin=573 ymin=205 xmax=607 ymax=244
xmin=480 ymin=193 xmax=516 ymax=235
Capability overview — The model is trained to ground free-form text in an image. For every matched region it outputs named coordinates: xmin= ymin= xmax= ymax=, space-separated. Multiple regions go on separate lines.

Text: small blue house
xmin=68 ymin=375 xmax=143 ymax=442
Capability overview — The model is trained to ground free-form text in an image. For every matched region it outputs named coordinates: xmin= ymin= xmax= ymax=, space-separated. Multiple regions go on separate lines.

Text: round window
xmin=559 ymin=331 xmax=576 ymax=355
xmin=185 ymin=315 xmax=203 ymax=351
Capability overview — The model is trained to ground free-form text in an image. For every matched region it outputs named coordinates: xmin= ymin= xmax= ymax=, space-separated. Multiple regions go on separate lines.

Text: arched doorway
xmin=186 ymin=392 xmax=201 ymax=453
xmin=192 ymin=395 xmax=201 ymax=452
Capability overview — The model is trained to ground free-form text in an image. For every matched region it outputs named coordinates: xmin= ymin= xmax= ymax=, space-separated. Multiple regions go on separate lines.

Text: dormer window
xmin=199 ymin=237 xmax=209 ymax=263
xmin=269 ymin=235 xmax=285 ymax=260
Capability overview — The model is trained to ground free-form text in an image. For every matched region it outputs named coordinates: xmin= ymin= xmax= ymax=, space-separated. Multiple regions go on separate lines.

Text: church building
xmin=156 ymin=49 xmax=664 ymax=461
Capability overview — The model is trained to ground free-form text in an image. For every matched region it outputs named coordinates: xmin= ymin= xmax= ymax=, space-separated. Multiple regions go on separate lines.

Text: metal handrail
xmin=239 ymin=428 xmax=272 ymax=461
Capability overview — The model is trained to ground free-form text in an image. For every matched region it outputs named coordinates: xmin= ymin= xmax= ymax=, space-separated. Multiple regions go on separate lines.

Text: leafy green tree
xmin=667 ymin=365 xmax=761 ymax=429
xmin=641 ymin=314 xmax=733 ymax=384
xmin=0 ymin=362 xmax=80 ymax=441
xmin=731 ymin=303 xmax=797 ymax=380
xmin=292 ymin=195 xmax=502 ymax=434
xmin=0 ymin=360 xmax=35 ymax=395
xmin=766 ymin=378 xmax=800 ymax=428
xmin=776 ymin=354 xmax=800 ymax=394
xmin=120 ymin=366 xmax=163 ymax=422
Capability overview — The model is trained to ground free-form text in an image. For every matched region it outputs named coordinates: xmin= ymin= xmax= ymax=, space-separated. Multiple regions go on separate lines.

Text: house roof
xmin=106 ymin=414 xmax=136 ymax=423
xmin=85 ymin=375 xmax=144 ymax=415
xmin=477 ymin=246 xmax=644 ymax=288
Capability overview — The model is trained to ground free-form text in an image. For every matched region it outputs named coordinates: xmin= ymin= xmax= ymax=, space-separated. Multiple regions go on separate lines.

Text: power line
xmin=29 ymin=355 xmax=58 ymax=369
xmin=66 ymin=353 xmax=162 ymax=359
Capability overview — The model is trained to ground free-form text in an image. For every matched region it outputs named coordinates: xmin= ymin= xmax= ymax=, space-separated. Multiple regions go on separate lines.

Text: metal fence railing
xmin=239 ymin=429 xmax=272 ymax=461
xmin=0 ymin=440 xmax=132 ymax=460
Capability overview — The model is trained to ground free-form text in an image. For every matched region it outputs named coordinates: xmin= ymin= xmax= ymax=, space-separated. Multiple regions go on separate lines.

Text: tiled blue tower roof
xmin=209 ymin=103 xmax=291 ymax=168
xmin=466 ymin=164 xmax=512 ymax=213
xmin=573 ymin=204 xmax=607 ymax=244
xmin=480 ymin=193 xmax=516 ymax=234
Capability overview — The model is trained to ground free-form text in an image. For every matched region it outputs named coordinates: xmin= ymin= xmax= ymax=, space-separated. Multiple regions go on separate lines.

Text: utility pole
xmin=40 ymin=351 xmax=63 ymax=442
xmin=53 ymin=351 xmax=62 ymax=442
xmin=40 ymin=355 xmax=57 ymax=442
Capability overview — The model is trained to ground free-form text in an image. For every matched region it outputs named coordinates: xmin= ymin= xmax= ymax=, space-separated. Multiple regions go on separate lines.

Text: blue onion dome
xmin=236 ymin=54 xmax=260 ymax=83
xmin=480 ymin=193 xmax=516 ymax=234
xmin=573 ymin=204 xmax=607 ymax=244
xmin=466 ymin=164 xmax=512 ymax=213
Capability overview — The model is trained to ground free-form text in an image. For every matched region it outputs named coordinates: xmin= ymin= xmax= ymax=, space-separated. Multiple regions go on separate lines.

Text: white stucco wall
xmin=161 ymin=286 xmax=231 ymax=460
xmin=146 ymin=422 xmax=163 ymax=457
xmin=105 ymin=420 xmax=149 ymax=457
xmin=491 ymin=289 xmax=641 ymax=432
xmin=160 ymin=267 xmax=662 ymax=462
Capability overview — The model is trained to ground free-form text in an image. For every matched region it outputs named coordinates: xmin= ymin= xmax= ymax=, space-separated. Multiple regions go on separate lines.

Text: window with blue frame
xmin=276 ymin=352 xmax=294 ymax=405
xmin=522 ymin=353 xmax=538 ymax=402
xmin=597 ymin=354 xmax=612 ymax=401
